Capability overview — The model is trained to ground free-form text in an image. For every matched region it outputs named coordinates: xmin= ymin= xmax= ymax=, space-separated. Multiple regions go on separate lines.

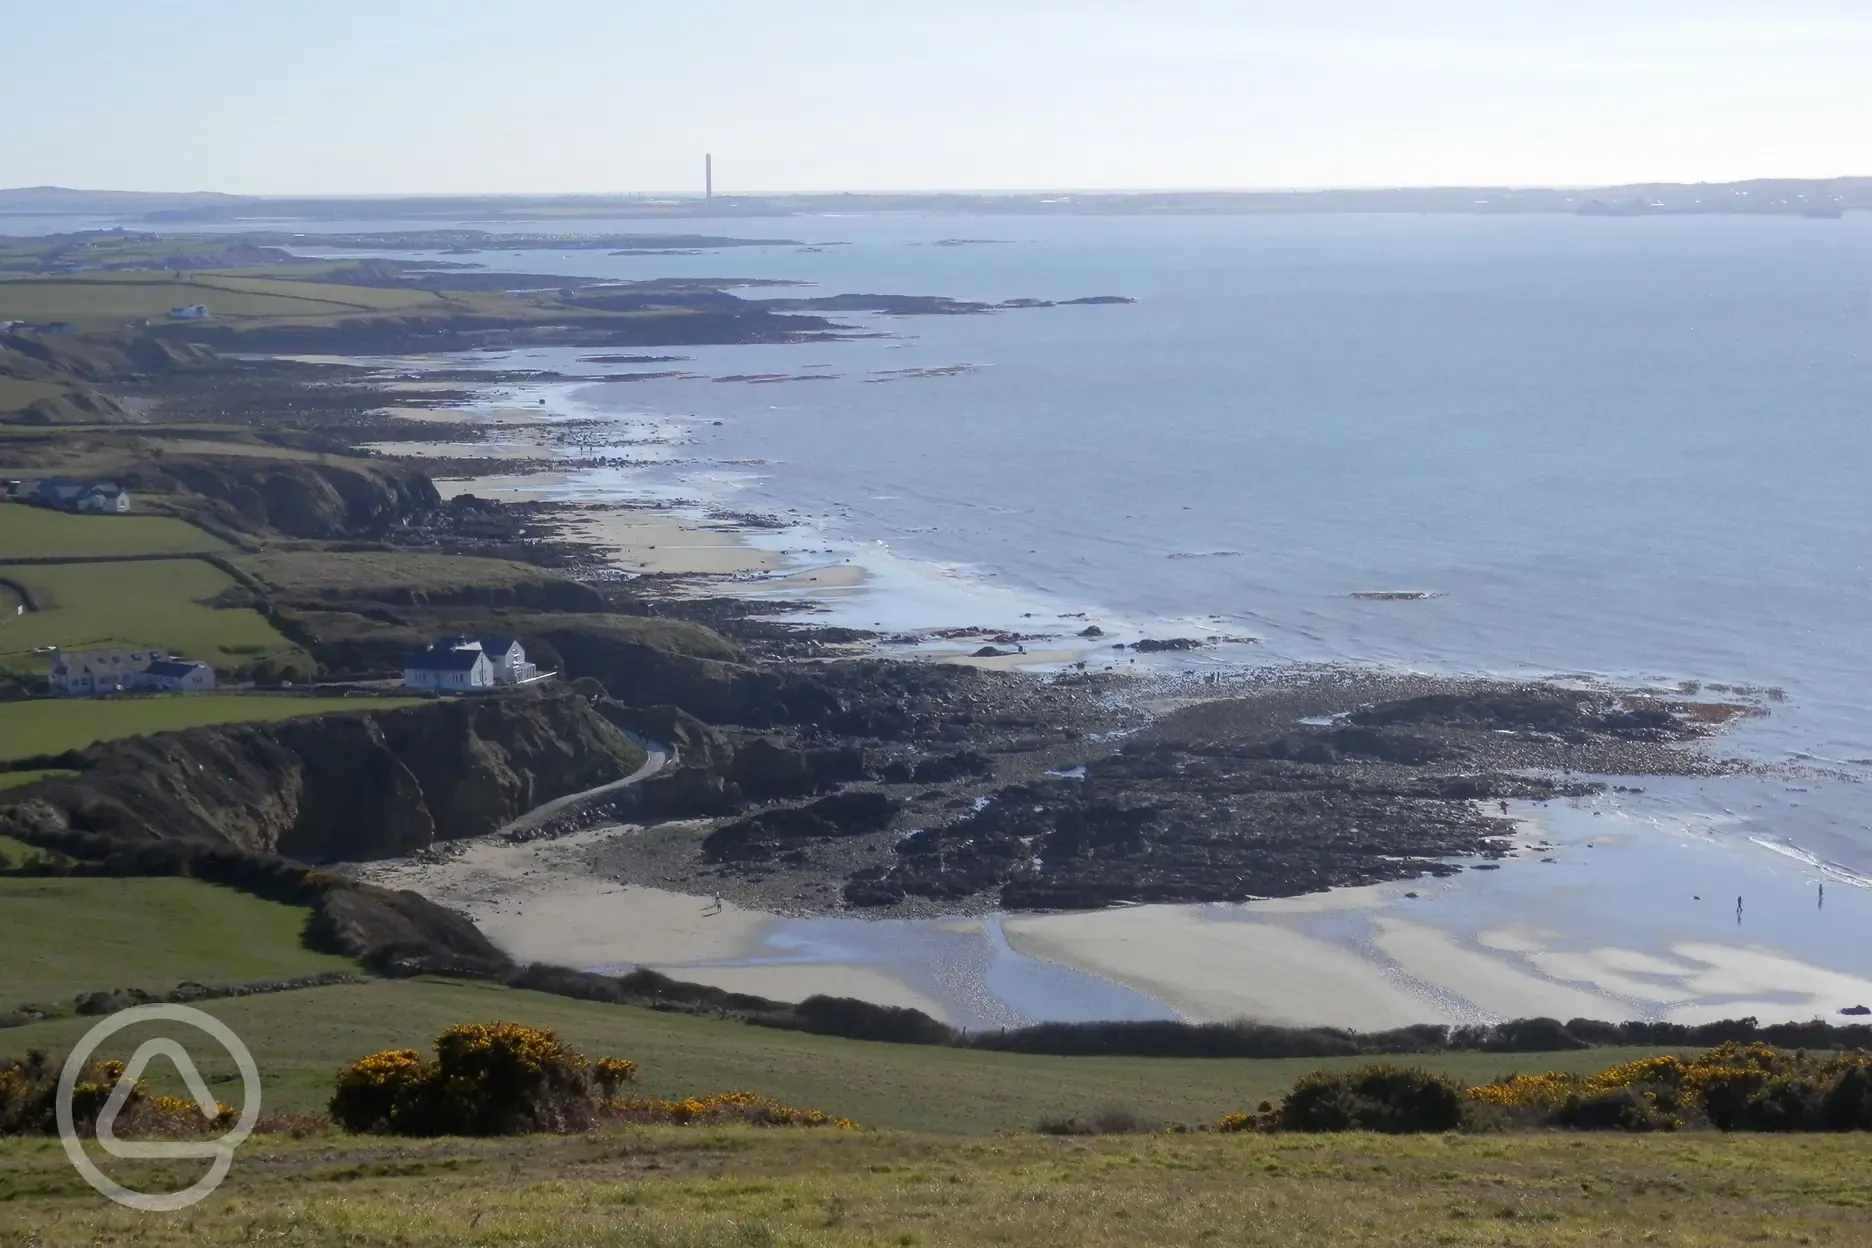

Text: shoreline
xmin=332 ymin=356 xmax=1872 ymax=1030
xmin=355 ymin=796 xmax=1872 ymax=1030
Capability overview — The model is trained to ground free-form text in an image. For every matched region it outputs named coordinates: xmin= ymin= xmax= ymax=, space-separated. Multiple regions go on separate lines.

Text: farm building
xmin=167 ymin=304 xmax=209 ymax=320
xmin=48 ymin=648 xmax=215 ymax=696
xmin=7 ymin=479 xmax=132 ymax=513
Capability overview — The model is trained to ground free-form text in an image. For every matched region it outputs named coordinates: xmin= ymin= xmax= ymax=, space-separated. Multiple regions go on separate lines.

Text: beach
xmin=354 ymin=791 xmax=1872 ymax=1031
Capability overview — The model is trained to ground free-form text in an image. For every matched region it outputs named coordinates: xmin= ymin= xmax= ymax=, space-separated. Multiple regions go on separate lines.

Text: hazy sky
xmin=3 ymin=0 xmax=1868 ymax=194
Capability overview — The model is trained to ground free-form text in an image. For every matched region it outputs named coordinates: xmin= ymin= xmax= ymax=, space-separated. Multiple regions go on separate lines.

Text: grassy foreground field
xmin=0 ymin=976 xmax=1687 ymax=1135
xmin=3 ymin=1125 xmax=1869 ymax=1246
xmin=0 ymin=504 xmax=228 ymax=559
xmin=0 ymin=694 xmax=419 ymax=760
xmin=0 ymin=557 xmax=304 ymax=673
xmin=0 ymin=877 xmax=357 ymax=1008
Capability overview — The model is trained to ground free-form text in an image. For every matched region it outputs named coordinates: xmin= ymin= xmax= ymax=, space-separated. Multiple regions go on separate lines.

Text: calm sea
xmin=60 ymin=209 xmax=1872 ymax=877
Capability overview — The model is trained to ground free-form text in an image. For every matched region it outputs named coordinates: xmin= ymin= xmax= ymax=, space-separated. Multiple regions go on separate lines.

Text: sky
xmin=2 ymin=0 xmax=1869 ymax=195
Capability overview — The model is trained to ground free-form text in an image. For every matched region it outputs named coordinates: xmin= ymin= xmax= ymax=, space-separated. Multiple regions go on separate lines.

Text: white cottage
xmin=49 ymin=648 xmax=166 ymax=696
xmin=403 ymin=640 xmax=495 ymax=692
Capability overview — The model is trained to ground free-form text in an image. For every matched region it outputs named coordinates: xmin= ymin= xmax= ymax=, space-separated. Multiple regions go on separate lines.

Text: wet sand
xmin=352 ymin=826 xmax=951 ymax=1020
xmin=351 ymin=795 xmax=1872 ymax=1032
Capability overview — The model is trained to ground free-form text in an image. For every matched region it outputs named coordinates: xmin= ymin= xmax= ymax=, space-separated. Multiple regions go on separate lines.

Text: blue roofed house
xmin=403 ymin=639 xmax=495 ymax=692
xmin=144 ymin=658 xmax=215 ymax=692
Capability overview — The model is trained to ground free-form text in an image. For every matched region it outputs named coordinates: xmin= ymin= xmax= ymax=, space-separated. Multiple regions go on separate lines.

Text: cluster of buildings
xmin=5 ymin=478 xmax=132 ymax=514
xmin=40 ymin=638 xmax=545 ymax=700
xmin=48 ymin=648 xmax=215 ymax=697
xmin=402 ymin=636 xmax=540 ymax=692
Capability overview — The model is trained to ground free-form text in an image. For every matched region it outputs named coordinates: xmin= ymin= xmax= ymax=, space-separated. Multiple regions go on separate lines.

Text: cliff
xmin=8 ymin=690 xmax=643 ymax=862
xmin=130 ymin=455 xmax=441 ymax=538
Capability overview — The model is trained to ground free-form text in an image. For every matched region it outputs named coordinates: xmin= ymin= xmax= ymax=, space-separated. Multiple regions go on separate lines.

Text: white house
xmin=49 ymin=648 xmax=165 ymax=696
xmin=144 ymin=659 xmax=216 ymax=692
xmin=168 ymin=304 xmax=209 ymax=320
xmin=48 ymin=648 xmax=211 ymax=696
xmin=74 ymin=484 xmax=131 ymax=514
xmin=403 ymin=640 xmax=495 ymax=692
xmin=476 ymin=636 xmax=539 ymax=685
xmin=18 ymin=479 xmax=131 ymax=514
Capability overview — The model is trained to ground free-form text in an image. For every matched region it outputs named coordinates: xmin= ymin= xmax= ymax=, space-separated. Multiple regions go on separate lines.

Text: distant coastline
xmin=1 ymin=175 xmax=1866 ymax=222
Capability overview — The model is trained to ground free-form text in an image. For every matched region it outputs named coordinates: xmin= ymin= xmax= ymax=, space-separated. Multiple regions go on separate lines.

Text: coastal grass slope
xmin=0 ymin=694 xmax=420 ymax=761
xmin=4 ymin=1126 xmax=1868 ymax=1246
xmin=0 ymin=504 xmax=229 ymax=559
xmin=0 ymin=876 xmax=356 ymax=1006
xmin=0 ymin=977 xmax=1683 ymax=1134
xmin=0 ymin=558 xmax=305 ymax=674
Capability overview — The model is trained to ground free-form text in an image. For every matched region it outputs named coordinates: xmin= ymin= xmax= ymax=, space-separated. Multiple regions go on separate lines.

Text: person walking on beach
xmin=1736 ymin=895 xmax=1743 ymax=920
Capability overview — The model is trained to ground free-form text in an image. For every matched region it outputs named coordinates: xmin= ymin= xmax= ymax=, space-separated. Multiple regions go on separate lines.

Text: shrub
xmin=606 ymin=1091 xmax=856 ymax=1130
xmin=1465 ymin=1043 xmax=1872 ymax=1132
xmin=331 ymin=1023 xmax=634 ymax=1137
xmin=1274 ymin=1065 xmax=1465 ymax=1134
xmin=330 ymin=1025 xmax=854 ymax=1137
xmin=1034 ymin=1104 xmax=1158 ymax=1135
xmin=2 ymin=1051 xmax=234 ymax=1138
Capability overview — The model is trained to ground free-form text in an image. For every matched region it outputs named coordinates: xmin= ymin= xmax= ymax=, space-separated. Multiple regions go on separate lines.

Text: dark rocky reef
xmin=3 ymin=690 xmax=642 ymax=861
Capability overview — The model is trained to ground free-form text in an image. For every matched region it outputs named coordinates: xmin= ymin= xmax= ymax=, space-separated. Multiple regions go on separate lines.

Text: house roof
xmin=146 ymin=660 xmax=208 ymax=678
xmin=407 ymin=645 xmax=488 ymax=672
xmin=478 ymin=636 xmax=519 ymax=656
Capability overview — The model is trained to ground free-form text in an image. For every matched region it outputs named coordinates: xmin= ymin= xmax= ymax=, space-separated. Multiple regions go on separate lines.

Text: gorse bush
xmin=609 ymin=1091 xmax=856 ymax=1130
xmin=1271 ymin=1066 xmax=1466 ymax=1134
xmin=1467 ymin=1043 xmax=1872 ymax=1132
xmin=330 ymin=1023 xmax=852 ymax=1136
xmin=2 ymin=1050 xmax=236 ymax=1137
xmin=331 ymin=1022 xmax=630 ymax=1136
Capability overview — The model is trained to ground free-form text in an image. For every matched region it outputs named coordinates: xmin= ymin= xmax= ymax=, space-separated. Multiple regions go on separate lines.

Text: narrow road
xmin=495 ymin=730 xmax=675 ymax=840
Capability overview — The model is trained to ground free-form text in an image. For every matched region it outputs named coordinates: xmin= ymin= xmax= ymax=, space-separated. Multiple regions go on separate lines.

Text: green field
xmin=0 ymin=376 xmax=71 ymax=413
xmin=0 ymin=877 xmax=356 ymax=1008
xmin=0 ymin=694 xmax=418 ymax=761
xmin=0 ymin=975 xmax=1683 ymax=1133
xmin=237 ymin=549 xmax=571 ymax=597
xmin=0 ymin=832 xmax=41 ymax=865
xmin=5 ymin=1127 xmax=1867 ymax=1248
xmin=0 ymin=557 xmax=302 ymax=673
xmin=0 ymin=503 xmax=228 ymax=559
xmin=0 ymin=768 xmax=75 ymax=791
xmin=0 ymin=273 xmax=447 ymax=329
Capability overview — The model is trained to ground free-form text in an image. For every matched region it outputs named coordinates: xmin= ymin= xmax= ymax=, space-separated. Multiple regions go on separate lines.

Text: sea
xmin=20 ymin=208 xmax=1872 ymax=888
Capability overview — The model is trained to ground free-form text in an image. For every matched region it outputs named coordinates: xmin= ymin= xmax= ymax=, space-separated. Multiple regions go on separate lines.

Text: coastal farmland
xmin=6 ymin=1128 xmax=1868 ymax=1247
xmin=0 ymin=558 xmax=304 ymax=674
xmin=0 ymin=273 xmax=446 ymax=330
xmin=0 ymin=503 xmax=228 ymax=559
xmin=0 ymin=976 xmax=1685 ymax=1133
xmin=0 ymin=695 xmax=417 ymax=761
xmin=0 ymin=877 xmax=357 ymax=1006
xmin=235 ymin=549 xmax=579 ymax=599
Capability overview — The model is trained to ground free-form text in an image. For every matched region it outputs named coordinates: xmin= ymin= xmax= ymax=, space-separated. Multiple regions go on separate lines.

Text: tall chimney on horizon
xmin=705 ymin=154 xmax=713 ymax=202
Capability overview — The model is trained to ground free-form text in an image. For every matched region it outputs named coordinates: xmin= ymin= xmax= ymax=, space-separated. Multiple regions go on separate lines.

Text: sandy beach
xmin=561 ymin=507 xmax=777 ymax=576
xmin=356 ymin=789 xmax=1872 ymax=1032
xmin=352 ymin=825 xmax=953 ymax=1020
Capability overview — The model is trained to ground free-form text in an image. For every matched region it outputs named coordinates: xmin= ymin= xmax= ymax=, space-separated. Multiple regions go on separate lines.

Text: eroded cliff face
xmin=136 ymin=457 xmax=441 ymax=539
xmin=14 ymin=691 xmax=641 ymax=862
